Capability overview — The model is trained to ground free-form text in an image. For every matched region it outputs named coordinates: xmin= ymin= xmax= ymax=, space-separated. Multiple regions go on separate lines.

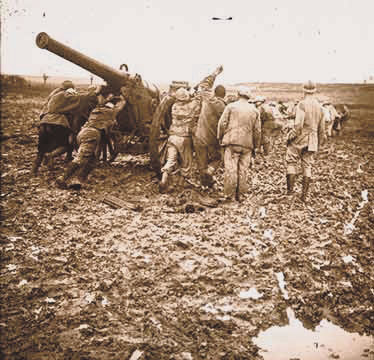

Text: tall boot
xmin=158 ymin=172 xmax=169 ymax=193
xmin=301 ymin=177 xmax=311 ymax=202
xmin=286 ymin=174 xmax=295 ymax=194
xmin=56 ymin=162 xmax=79 ymax=189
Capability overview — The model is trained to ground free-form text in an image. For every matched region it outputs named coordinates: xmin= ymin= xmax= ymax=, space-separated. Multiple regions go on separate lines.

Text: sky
xmin=1 ymin=0 xmax=374 ymax=85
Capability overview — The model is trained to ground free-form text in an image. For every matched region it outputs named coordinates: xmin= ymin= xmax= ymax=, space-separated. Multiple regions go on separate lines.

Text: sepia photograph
xmin=1 ymin=0 xmax=373 ymax=358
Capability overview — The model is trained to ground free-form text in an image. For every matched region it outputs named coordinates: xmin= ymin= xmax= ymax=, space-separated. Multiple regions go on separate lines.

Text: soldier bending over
xmin=56 ymin=94 xmax=126 ymax=189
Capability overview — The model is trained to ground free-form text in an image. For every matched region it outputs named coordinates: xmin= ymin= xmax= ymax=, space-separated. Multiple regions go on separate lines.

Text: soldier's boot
xmin=158 ymin=172 xmax=169 ymax=193
xmin=77 ymin=161 xmax=94 ymax=183
xmin=286 ymin=174 xmax=295 ymax=195
xmin=45 ymin=146 xmax=68 ymax=167
xmin=32 ymin=153 xmax=43 ymax=176
xmin=200 ymin=172 xmax=214 ymax=188
xmin=56 ymin=162 xmax=80 ymax=189
xmin=301 ymin=177 xmax=311 ymax=202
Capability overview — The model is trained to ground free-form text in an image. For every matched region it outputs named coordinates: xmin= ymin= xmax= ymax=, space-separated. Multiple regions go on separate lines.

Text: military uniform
xmin=159 ymin=67 xmax=223 ymax=192
xmin=72 ymin=106 xmax=116 ymax=165
xmin=217 ymin=92 xmax=261 ymax=201
xmin=161 ymin=96 xmax=201 ymax=178
xmin=335 ymin=105 xmax=350 ymax=134
xmin=40 ymin=89 xmax=81 ymax=129
xmin=285 ymin=82 xmax=326 ymax=201
xmin=328 ymin=104 xmax=339 ymax=136
xmin=258 ymin=104 xmax=276 ymax=155
xmin=194 ymin=95 xmax=226 ymax=185
xmin=56 ymin=101 xmax=124 ymax=188
xmin=322 ymin=104 xmax=332 ymax=137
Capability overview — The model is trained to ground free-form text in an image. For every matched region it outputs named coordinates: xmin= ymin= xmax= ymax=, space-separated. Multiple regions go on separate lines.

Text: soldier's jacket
xmin=169 ymin=99 xmax=201 ymax=137
xmin=285 ymin=103 xmax=297 ymax=119
xmin=259 ymin=104 xmax=284 ymax=136
xmin=39 ymin=87 xmax=65 ymax=120
xmin=322 ymin=106 xmax=331 ymax=123
xmin=83 ymin=99 xmax=126 ymax=134
xmin=217 ymin=98 xmax=261 ymax=150
xmin=195 ymin=96 xmax=226 ymax=146
xmin=341 ymin=105 xmax=350 ymax=122
xmin=40 ymin=90 xmax=81 ymax=129
xmin=83 ymin=106 xmax=116 ymax=134
xmin=292 ymin=96 xmax=325 ymax=152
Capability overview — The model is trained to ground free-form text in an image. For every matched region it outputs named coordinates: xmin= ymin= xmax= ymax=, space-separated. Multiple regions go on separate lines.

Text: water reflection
xmin=254 ymin=308 xmax=373 ymax=360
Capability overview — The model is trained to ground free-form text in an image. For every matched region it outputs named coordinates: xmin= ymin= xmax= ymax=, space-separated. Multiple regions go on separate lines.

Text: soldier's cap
xmin=105 ymin=102 xmax=115 ymax=109
xmin=303 ymin=80 xmax=317 ymax=94
xmin=322 ymin=101 xmax=330 ymax=105
xmin=175 ymin=87 xmax=190 ymax=101
xmin=62 ymin=80 xmax=75 ymax=90
xmin=237 ymin=86 xmax=251 ymax=99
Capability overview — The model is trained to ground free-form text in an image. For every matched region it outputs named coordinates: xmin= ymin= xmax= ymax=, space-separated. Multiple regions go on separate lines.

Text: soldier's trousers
xmin=161 ymin=135 xmax=193 ymax=178
xmin=194 ymin=139 xmax=222 ymax=175
xmin=260 ymin=134 xmax=272 ymax=155
xmin=223 ymin=145 xmax=252 ymax=199
xmin=285 ymin=143 xmax=315 ymax=177
xmin=73 ymin=127 xmax=101 ymax=166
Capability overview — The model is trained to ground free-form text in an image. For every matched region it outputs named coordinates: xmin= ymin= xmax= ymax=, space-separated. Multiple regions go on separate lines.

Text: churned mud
xmin=1 ymin=92 xmax=373 ymax=359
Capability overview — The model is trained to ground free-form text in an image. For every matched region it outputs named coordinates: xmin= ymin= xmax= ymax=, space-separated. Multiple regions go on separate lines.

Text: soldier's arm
xmin=197 ymin=65 xmax=223 ymax=91
xmin=294 ymin=104 xmax=305 ymax=135
xmin=253 ymin=110 xmax=262 ymax=150
xmin=113 ymin=95 xmax=127 ymax=119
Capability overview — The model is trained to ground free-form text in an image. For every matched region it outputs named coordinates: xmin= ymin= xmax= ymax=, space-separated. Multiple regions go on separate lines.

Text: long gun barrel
xmin=36 ymin=32 xmax=159 ymax=98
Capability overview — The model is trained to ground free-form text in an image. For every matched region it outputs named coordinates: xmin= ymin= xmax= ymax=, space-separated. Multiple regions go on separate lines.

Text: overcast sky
xmin=1 ymin=0 xmax=373 ymax=85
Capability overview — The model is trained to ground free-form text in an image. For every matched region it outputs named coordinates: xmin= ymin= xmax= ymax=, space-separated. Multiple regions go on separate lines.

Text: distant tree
xmin=1 ymin=74 xmax=27 ymax=89
xmin=43 ymin=73 xmax=49 ymax=86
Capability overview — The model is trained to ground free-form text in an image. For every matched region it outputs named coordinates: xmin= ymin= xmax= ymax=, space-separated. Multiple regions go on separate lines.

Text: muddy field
xmin=1 ymin=86 xmax=374 ymax=359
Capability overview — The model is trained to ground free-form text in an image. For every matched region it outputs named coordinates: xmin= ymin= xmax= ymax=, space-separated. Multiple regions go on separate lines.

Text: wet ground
xmin=1 ymin=92 xmax=374 ymax=359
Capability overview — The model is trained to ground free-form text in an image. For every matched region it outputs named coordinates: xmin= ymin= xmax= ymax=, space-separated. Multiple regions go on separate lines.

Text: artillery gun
xmin=36 ymin=32 xmax=163 ymax=170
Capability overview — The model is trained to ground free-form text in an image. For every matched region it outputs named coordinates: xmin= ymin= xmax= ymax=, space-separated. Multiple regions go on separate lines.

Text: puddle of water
xmin=254 ymin=308 xmax=373 ymax=360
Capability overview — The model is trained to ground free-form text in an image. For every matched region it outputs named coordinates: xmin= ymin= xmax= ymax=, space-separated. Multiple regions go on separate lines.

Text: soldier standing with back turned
xmin=285 ymin=81 xmax=326 ymax=202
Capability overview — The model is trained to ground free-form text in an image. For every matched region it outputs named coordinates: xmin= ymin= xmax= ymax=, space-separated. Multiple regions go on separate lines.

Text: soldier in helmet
xmin=285 ymin=81 xmax=326 ymax=202
xmin=56 ymin=93 xmax=126 ymax=189
xmin=217 ymin=87 xmax=261 ymax=202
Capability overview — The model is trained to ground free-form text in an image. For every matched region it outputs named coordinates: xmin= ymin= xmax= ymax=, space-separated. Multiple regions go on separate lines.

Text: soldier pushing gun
xmin=56 ymin=89 xmax=127 ymax=189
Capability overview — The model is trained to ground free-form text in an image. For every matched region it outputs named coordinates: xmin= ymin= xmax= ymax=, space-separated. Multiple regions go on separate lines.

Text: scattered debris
xmin=102 ymin=194 xmax=143 ymax=211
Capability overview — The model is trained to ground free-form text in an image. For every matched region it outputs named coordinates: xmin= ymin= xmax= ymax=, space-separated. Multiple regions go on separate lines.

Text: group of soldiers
xmin=36 ymin=67 xmax=350 ymax=203
xmin=155 ymin=68 xmax=350 ymax=203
